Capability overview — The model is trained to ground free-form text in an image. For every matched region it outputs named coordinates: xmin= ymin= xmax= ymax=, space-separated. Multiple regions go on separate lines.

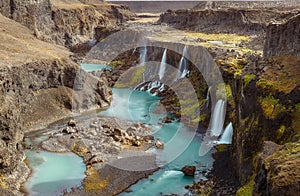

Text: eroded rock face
xmin=264 ymin=14 xmax=300 ymax=58
xmin=159 ymin=9 xmax=268 ymax=35
xmin=254 ymin=142 xmax=300 ymax=196
xmin=0 ymin=0 xmax=135 ymax=47
xmin=0 ymin=12 xmax=112 ymax=194
xmin=159 ymin=8 xmax=300 ymax=35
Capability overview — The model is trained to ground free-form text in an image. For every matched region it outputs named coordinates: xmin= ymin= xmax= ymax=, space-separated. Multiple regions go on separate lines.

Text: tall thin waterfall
xmin=210 ymin=99 xmax=226 ymax=137
xmin=202 ymin=86 xmax=211 ymax=110
xmin=159 ymin=49 xmax=167 ymax=80
xmin=176 ymin=46 xmax=189 ymax=80
xmin=139 ymin=47 xmax=147 ymax=66
xmin=132 ymin=47 xmax=136 ymax=55
xmin=218 ymin=122 xmax=233 ymax=144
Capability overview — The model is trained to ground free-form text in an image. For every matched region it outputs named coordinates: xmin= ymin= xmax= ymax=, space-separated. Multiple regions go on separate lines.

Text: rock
xmin=0 ymin=0 xmax=135 ymax=47
xmin=254 ymin=142 xmax=300 ymax=196
xmin=264 ymin=14 xmax=300 ymax=58
xmin=132 ymin=140 xmax=142 ymax=147
xmin=68 ymin=119 xmax=76 ymax=127
xmin=62 ymin=127 xmax=76 ymax=134
xmin=113 ymin=128 xmax=128 ymax=137
xmin=155 ymin=140 xmax=164 ymax=149
xmin=181 ymin=165 xmax=196 ymax=176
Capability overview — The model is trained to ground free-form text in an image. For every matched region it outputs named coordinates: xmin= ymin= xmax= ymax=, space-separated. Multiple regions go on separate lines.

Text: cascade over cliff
xmin=157 ymin=4 xmax=300 ymax=194
xmin=0 ymin=13 xmax=111 ymax=194
xmin=0 ymin=0 xmax=135 ymax=47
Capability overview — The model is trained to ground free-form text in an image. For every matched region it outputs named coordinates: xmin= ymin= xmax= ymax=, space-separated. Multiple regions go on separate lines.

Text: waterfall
xmin=217 ymin=122 xmax=233 ymax=144
xmin=210 ymin=99 xmax=226 ymax=137
xmin=199 ymin=87 xmax=211 ymax=111
xmin=206 ymin=86 xmax=211 ymax=101
xmin=176 ymin=46 xmax=189 ymax=81
xmin=158 ymin=83 xmax=165 ymax=92
xmin=132 ymin=47 xmax=136 ymax=55
xmin=139 ymin=47 xmax=147 ymax=66
xmin=214 ymin=122 xmax=233 ymax=144
xmin=147 ymin=81 xmax=161 ymax=92
xmin=159 ymin=49 xmax=167 ymax=80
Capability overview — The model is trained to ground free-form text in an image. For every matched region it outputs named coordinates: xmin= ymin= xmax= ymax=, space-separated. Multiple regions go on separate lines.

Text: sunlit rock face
xmin=0 ymin=0 xmax=135 ymax=47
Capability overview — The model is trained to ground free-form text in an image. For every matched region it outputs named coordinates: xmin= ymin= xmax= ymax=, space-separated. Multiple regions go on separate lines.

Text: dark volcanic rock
xmin=254 ymin=142 xmax=300 ymax=196
xmin=181 ymin=165 xmax=196 ymax=176
xmin=264 ymin=13 xmax=300 ymax=58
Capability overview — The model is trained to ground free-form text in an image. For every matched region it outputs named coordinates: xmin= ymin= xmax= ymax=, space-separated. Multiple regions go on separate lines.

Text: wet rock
xmin=181 ymin=165 xmax=196 ymax=176
xmin=155 ymin=140 xmax=164 ymax=149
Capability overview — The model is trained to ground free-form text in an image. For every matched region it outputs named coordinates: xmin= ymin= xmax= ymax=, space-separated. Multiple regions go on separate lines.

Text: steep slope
xmin=0 ymin=13 xmax=111 ymax=195
xmin=264 ymin=13 xmax=300 ymax=58
xmin=0 ymin=0 xmax=135 ymax=47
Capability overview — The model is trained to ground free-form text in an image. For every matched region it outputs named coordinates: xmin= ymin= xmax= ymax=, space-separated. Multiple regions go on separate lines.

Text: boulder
xmin=68 ymin=119 xmax=76 ymax=127
xmin=155 ymin=140 xmax=164 ymax=149
xmin=181 ymin=165 xmax=196 ymax=176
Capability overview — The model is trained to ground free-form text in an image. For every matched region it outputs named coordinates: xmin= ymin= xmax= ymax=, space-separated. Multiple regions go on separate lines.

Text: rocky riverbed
xmin=1 ymin=0 xmax=300 ymax=195
xmin=36 ymin=117 xmax=159 ymax=195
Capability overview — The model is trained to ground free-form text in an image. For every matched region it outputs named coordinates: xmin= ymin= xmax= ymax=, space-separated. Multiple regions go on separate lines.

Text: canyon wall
xmin=158 ymin=6 xmax=300 ymax=193
xmin=0 ymin=0 xmax=135 ymax=47
xmin=159 ymin=6 xmax=299 ymax=35
xmin=0 ymin=13 xmax=111 ymax=194
xmin=264 ymin=14 xmax=300 ymax=58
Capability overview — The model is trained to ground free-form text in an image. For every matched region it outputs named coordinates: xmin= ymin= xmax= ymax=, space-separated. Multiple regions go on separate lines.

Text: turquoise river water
xmin=24 ymin=64 xmax=215 ymax=195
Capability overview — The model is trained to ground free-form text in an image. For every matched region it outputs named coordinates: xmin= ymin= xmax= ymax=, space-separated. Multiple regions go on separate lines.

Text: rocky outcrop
xmin=0 ymin=13 xmax=111 ymax=194
xmin=215 ymin=54 xmax=300 ymax=196
xmin=254 ymin=142 xmax=300 ymax=196
xmin=264 ymin=14 xmax=300 ymax=58
xmin=0 ymin=0 xmax=135 ymax=47
xmin=159 ymin=8 xmax=299 ymax=35
xmin=181 ymin=165 xmax=196 ymax=176
xmin=193 ymin=1 xmax=300 ymax=10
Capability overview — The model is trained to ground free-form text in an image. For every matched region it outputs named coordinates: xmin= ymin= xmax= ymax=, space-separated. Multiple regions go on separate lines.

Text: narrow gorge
xmin=0 ymin=1 xmax=299 ymax=196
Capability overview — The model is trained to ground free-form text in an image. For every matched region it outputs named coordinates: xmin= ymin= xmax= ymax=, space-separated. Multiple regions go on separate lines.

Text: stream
xmin=100 ymin=88 xmax=215 ymax=196
xmin=24 ymin=65 xmax=215 ymax=196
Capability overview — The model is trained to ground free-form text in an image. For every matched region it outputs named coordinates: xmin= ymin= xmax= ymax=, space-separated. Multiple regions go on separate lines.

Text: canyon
xmin=0 ymin=0 xmax=299 ymax=196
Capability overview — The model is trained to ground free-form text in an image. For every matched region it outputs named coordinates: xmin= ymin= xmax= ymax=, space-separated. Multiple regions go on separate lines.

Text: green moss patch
xmin=259 ymin=96 xmax=287 ymax=120
xmin=256 ymin=56 xmax=300 ymax=94
xmin=243 ymin=74 xmax=256 ymax=87
xmin=236 ymin=177 xmax=255 ymax=196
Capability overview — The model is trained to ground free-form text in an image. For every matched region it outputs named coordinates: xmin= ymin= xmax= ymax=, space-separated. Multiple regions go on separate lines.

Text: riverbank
xmin=27 ymin=115 xmax=158 ymax=195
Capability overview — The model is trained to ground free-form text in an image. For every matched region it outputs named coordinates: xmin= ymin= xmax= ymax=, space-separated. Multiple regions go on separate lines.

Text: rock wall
xmin=223 ymin=55 xmax=300 ymax=191
xmin=0 ymin=0 xmax=135 ymax=47
xmin=193 ymin=1 xmax=300 ymax=10
xmin=254 ymin=142 xmax=300 ymax=196
xmin=0 ymin=13 xmax=112 ymax=194
xmin=159 ymin=8 xmax=299 ymax=35
xmin=264 ymin=14 xmax=300 ymax=58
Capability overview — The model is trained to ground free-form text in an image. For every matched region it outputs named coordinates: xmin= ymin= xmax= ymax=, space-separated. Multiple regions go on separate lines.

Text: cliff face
xmin=223 ymin=55 xmax=300 ymax=193
xmin=193 ymin=1 xmax=300 ymax=10
xmin=0 ymin=0 xmax=135 ymax=47
xmin=0 ymin=13 xmax=111 ymax=194
xmin=159 ymin=9 xmax=299 ymax=35
xmin=264 ymin=14 xmax=300 ymax=58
